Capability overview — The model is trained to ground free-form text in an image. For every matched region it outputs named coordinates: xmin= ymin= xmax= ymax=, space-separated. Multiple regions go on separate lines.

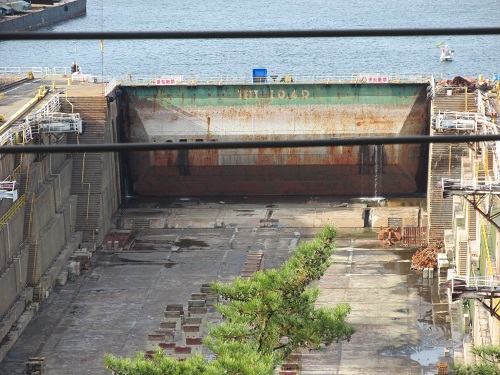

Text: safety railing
xmin=1 ymin=67 xmax=434 ymax=84
xmin=25 ymin=112 xmax=83 ymax=134
xmin=449 ymin=275 xmax=500 ymax=294
xmin=36 ymin=94 xmax=61 ymax=117
xmin=0 ymin=66 xmax=44 ymax=76
xmin=27 ymin=192 xmax=35 ymax=243
xmin=441 ymin=177 xmax=500 ymax=192
xmin=0 ymin=93 xmax=62 ymax=147
xmin=432 ymin=110 xmax=479 ymax=132
xmin=428 ymin=75 xmax=436 ymax=99
xmin=480 ymin=219 xmax=495 ymax=277
xmin=31 ymin=234 xmax=40 ymax=286
xmin=104 ymin=77 xmax=118 ymax=96
xmin=0 ymin=66 xmax=78 ymax=76
xmin=0 ymin=193 xmax=26 ymax=228
xmin=476 ymin=90 xmax=500 ymax=180
xmin=0 ymin=127 xmax=15 ymax=146
xmin=114 ymin=72 xmax=434 ymax=86
xmin=81 ymin=152 xmax=92 ymax=223
xmin=47 ymin=66 xmax=72 ymax=75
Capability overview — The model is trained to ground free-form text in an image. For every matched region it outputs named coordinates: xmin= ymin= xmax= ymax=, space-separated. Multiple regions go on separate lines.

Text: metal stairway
xmin=428 ymin=142 xmax=465 ymax=244
xmin=61 ymin=96 xmax=107 ymax=243
xmin=427 ymin=90 xmax=476 ymax=245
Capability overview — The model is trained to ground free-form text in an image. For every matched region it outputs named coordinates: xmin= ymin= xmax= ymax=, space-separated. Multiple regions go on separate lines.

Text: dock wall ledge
xmin=0 ymin=69 xmax=435 ymax=85
xmin=0 ymin=0 xmax=86 ymax=32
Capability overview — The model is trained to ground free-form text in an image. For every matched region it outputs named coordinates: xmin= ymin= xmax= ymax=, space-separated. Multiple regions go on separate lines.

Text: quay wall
xmin=122 ymin=82 xmax=430 ymax=196
xmin=29 ymin=159 xmax=72 ymax=237
xmin=0 ymin=0 xmax=86 ymax=32
xmin=0 ymin=154 xmax=16 ymax=185
xmin=100 ymin=99 xmax=122 ymax=242
xmin=0 ymin=204 xmax=25 ymax=274
xmin=31 ymin=196 xmax=77 ymax=284
xmin=0 ymin=137 xmax=77 ymax=321
xmin=0 ymin=91 xmax=120 ymax=361
xmin=0 ymin=154 xmax=17 ymax=219
xmin=0 ymin=248 xmax=29 ymax=322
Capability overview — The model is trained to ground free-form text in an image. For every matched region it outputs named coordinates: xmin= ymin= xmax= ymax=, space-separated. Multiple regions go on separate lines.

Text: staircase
xmin=427 ymin=92 xmax=474 ymax=245
xmin=60 ymin=96 xmax=107 ymax=243
xmin=26 ymin=236 xmax=39 ymax=287
xmin=456 ymin=239 xmax=469 ymax=276
xmin=431 ymin=91 xmax=476 ymax=115
xmin=428 ymin=143 xmax=464 ymax=244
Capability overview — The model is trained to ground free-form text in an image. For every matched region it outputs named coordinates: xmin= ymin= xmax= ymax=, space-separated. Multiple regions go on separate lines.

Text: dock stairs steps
xmin=428 ymin=91 xmax=476 ymax=245
xmin=60 ymin=96 xmax=107 ymax=243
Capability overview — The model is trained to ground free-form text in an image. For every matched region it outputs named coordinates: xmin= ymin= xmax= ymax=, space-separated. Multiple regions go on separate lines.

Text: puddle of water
xmin=410 ymin=347 xmax=448 ymax=367
xmin=384 ymin=250 xmax=414 ymax=275
xmin=234 ymin=209 xmax=256 ymax=216
xmin=174 ymin=239 xmax=209 ymax=248
xmin=378 ymin=248 xmax=455 ymax=372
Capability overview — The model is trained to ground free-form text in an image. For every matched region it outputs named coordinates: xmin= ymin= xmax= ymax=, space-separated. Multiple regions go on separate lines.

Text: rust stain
xmin=127 ymin=93 xmax=426 ymax=196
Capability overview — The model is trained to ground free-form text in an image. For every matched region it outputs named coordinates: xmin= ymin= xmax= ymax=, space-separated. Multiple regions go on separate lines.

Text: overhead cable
xmin=1 ymin=27 xmax=500 ymax=41
xmin=2 ymin=134 xmax=500 ymax=154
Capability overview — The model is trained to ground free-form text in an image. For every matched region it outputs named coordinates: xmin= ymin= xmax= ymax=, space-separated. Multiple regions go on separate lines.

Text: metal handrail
xmin=0 ymin=67 xmax=435 ymax=83
xmin=0 ymin=193 xmax=26 ymax=227
xmin=0 ymin=67 xmax=44 ymax=75
xmin=27 ymin=192 xmax=35 ymax=243
xmin=64 ymin=92 xmax=74 ymax=114
xmin=81 ymin=152 xmax=91 ymax=223
xmin=37 ymin=94 xmax=61 ymax=116
xmin=104 ymin=77 xmax=117 ymax=96
xmin=450 ymin=275 xmax=500 ymax=294
xmin=441 ymin=177 xmax=500 ymax=190
xmin=31 ymin=234 xmax=39 ymax=286
xmin=480 ymin=220 xmax=495 ymax=277
xmin=115 ymin=72 xmax=434 ymax=86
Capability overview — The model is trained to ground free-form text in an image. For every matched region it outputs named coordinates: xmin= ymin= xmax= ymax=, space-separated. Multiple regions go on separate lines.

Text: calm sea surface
xmin=1 ymin=0 xmax=499 ymax=79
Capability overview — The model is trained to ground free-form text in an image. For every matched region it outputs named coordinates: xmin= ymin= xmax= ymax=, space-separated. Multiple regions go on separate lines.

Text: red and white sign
xmin=156 ymin=78 xmax=177 ymax=85
xmin=361 ymin=76 xmax=389 ymax=84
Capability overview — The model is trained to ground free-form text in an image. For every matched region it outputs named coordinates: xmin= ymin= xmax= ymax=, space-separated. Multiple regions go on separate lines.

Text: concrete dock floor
xmin=0 ymin=199 xmax=455 ymax=374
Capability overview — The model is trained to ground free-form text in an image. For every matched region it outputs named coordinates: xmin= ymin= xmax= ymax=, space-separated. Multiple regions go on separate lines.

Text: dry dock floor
xmin=0 ymin=199 xmax=454 ymax=374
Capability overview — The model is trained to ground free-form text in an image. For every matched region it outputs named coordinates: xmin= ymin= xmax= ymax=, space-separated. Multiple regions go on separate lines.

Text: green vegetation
xmin=104 ymin=225 xmax=355 ymax=375
xmin=453 ymin=345 xmax=500 ymax=375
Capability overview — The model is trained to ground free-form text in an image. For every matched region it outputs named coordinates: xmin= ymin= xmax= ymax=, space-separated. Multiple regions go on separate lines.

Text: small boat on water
xmin=440 ymin=44 xmax=454 ymax=61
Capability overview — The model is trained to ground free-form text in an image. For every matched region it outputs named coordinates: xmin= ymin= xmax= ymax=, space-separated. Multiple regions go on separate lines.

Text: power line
xmin=1 ymin=28 xmax=500 ymax=41
xmin=2 ymin=134 xmax=500 ymax=154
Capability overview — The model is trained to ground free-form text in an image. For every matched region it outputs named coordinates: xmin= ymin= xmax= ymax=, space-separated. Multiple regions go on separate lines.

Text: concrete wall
xmin=0 ymin=146 xmax=75 ymax=319
xmin=32 ymin=195 xmax=77 ymax=283
xmin=122 ymin=83 xmax=429 ymax=197
xmin=95 ymin=100 xmax=121 ymax=244
xmin=371 ymin=206 xmax=421 ymax=228
xmin=0 ymin=154 xmax=16 ymax=181
xmin=125 ymin=83 xmax=428 ymax=141
xmin=0 ymin=204 xmax=25 ymax=273
xmin=29 ymin=159 xmax=72 ymax=236
xmin=0 ymin=248 xmax=29 ymax=319
xmin=24 ymin=152 xmax=67 ymax=197
xmin=0 ymin=115 xmax=102 ymax=356
xmin=0 ymin=0 xmax=86 ymax=32
xmin=0 ymin=154 xmax=18 ymax=217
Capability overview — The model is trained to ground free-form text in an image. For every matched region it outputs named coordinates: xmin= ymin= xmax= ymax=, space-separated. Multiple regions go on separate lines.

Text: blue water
xmin=1 ymin=0 xmax=499 ymax=79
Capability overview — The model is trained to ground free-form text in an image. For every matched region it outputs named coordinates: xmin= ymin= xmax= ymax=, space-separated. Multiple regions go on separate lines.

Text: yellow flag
xmin=100 ymin=39 xmax=104 ymax=53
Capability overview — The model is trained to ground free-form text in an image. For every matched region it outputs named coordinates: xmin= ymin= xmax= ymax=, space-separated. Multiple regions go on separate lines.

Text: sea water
xmin=1 ymin=0 xmax=499 ymax=79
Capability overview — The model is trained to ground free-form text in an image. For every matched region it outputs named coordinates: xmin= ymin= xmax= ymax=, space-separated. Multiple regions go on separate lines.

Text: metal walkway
xmin=447 ymin=275 xmax=500 ymax=321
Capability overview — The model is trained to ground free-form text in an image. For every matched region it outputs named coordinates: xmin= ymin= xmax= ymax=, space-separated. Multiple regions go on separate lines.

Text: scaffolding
xmin=441 ymin=88 xmax=500 ymax=323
